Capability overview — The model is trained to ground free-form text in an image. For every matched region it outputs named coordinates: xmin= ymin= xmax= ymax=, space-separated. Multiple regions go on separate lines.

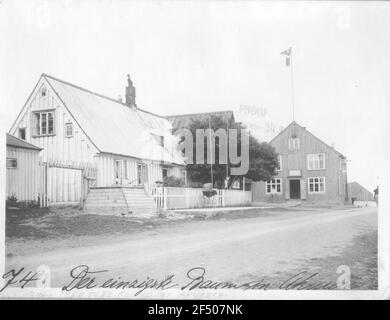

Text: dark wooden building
xmin=252 ymin=121 xmax=348 ymax=203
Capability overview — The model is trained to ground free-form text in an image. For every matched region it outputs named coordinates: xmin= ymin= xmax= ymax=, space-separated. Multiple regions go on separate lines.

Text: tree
xmin=183 ymin=115 xmax=279 ymax=188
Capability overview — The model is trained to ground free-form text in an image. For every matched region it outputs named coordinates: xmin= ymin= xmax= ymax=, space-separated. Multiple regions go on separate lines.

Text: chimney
xmin=125 ymin=74 xmax=136 ymax=108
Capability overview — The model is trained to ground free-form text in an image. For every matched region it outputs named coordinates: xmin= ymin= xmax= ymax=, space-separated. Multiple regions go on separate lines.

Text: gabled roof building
xmin=10 ymin=74 xmax=185 ymax=207
xmin=252 ymin=121 xmax=348 ymax=203
xmin=166 ymin=110 xmax=235 ymax=131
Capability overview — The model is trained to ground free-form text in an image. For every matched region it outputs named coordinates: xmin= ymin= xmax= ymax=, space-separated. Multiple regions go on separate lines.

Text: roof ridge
xmin=43 ymin=73 xmax=129 ymax=106
xmin=42 ymin=73 xmax=168 ymax=120
xmin=166 ymin=110 xmax=234 ymax=118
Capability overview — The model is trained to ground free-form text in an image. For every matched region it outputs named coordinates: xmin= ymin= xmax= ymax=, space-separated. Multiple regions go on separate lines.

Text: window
xmin=308 ymin=177 xmax=326 ymax=193
xmin=6 ymin=158 xmax=17 ymax=169
xmin=307 ymin=153 xmax=326 ymax=170
xmin=65 ymin=123 xmax=73 ymax=137
xmin=266 ymin=178 xmax=282 ymax=194
xmin=41 ymin=87 xmax=46 ymax=97
xmin=151 ymin=133 xmax=164 ymax=147
xmin=18 ymin=128 xmax=26 ymax=140
xmin=288 ymin=137 xmax=300 ymax=150
xmin=33 ymin=110 xmax=55 ymax=136
xmin=123 ymin=161 xmax=128 ymax=179
xmin=276 ymin=155 xmax=282 ymax=171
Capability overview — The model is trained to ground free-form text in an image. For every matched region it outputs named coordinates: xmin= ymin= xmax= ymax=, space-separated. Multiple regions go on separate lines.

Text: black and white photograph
xmin=0 ymin=0 xmax=389 ymax=301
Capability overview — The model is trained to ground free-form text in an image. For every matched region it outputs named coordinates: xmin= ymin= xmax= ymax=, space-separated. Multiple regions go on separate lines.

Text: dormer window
xmin=151 ymin=133 xmax=164 ymax=147
xmin=65 ymin=122 xmax=73 ymax=137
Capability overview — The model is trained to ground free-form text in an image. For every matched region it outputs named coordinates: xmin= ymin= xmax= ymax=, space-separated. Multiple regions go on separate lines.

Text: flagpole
xmin=209 ymin=116 xmax=214 ymax=187
xmin=281 ymin=46 xmax=296 ymax=122
xmin=290 ymin=48 xmax=295 ymax=121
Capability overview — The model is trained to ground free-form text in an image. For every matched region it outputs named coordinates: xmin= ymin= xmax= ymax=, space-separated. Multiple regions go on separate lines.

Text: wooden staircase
xmin=83 ymin=187 xmax=157 ymax=216
xmin=122 ymin=187 xmax=157 ymax=216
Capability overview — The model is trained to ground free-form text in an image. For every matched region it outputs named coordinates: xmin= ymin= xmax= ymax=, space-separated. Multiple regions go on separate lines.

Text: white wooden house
xmin=6 ymin=133 xmax=42 ymax=203
xmin=10 ymin=74 xmax=185 ymax=214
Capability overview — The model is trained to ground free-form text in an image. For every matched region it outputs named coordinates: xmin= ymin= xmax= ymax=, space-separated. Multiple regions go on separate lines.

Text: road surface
xmin=5 ymin=206 xmax=377 ymax=292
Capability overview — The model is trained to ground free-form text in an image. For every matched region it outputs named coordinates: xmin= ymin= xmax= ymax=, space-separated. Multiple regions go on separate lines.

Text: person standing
xmin=374 ymin=186 xmax=379 ymax=206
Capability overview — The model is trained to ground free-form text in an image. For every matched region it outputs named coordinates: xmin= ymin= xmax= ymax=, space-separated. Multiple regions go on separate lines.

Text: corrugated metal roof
xmin=166 ymin=111 xmax=235 ymax=130
xmin=44 ymin=74 xmax=184 ymax=165
xmin=6 ymin=133 xmax=42 ymax=151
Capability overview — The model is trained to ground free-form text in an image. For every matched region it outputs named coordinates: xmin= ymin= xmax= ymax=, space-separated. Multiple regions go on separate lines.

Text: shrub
xmin=6 ymin=195 xmax=18 ymax=207
xmin=163 ymin=176 xmax=185 ymax=187
xmin=6 ymin=195 xmax=39 ymax=209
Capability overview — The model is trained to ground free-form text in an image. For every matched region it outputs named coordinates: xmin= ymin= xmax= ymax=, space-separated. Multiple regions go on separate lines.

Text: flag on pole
xmin=281 ymin=47 xmax=292 ymax=66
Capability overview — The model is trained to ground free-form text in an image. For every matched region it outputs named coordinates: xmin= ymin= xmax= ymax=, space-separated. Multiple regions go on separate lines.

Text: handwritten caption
xmin=0 ymin=264 xmax=353 ymax=294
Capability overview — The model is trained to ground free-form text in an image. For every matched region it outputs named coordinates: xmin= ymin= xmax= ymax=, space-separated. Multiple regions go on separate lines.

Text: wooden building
xmin=348 ymin=182 xmax=374 ymax=201
xmin=252 ymin=121 xmax=348 ymax=203
xmin=166 ymin=110 xmax=236 ymax=131
xmin=6 ymin=133 xmax=42 ymax=203
xmin=9 ymin=74 xmax=185 ymax=213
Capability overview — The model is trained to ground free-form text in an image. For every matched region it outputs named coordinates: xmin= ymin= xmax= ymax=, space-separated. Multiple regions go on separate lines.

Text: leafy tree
xmin=182 ymin=115 xmax=279 ymax=188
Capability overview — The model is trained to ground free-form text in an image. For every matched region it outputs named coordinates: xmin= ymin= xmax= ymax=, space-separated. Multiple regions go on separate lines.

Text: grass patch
xmin=6 ymin=207 xmax=178 ymax=241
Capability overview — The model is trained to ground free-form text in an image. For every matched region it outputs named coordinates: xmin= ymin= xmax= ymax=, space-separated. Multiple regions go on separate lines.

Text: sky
xmin=1 ymin=0 xmax=389 ymax=192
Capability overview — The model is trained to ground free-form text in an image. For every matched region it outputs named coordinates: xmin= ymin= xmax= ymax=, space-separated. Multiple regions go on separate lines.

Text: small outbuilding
xmin=6 ymin=133 xmax=42 ymax=203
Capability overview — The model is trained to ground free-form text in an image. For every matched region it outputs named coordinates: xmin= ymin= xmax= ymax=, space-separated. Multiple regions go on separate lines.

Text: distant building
xmin=166 ymin=110 xmax=236 ymax=132
xmin=6 ymin=133 xmax=42 ymax=203
xmin=252 ymin=121 xmax=348 ymax=203
xmin=348 ymin=182 xmax=374 ymax=201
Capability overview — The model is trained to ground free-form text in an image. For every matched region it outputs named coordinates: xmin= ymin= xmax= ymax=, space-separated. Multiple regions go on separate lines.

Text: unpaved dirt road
xmin=5 ymin=206 xmax=377 ymax=290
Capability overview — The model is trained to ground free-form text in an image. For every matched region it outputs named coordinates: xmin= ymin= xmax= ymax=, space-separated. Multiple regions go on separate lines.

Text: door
xmin=162 ymin=168 xmax=168 ymax=180
xmin=137 ymin=163 xmax=147 ymax=185
xmin=289 ymin=179 xmax=301 ymax=199
xmin=115 ymin=160 xmax=122 ymax=185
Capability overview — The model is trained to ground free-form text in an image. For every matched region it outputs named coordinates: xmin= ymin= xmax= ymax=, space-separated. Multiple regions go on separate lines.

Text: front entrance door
xmin=137 ymin=163 xmax=147 ymax=185
xmin=289 ymin=179 xmax=301 ymax=199
xmin=115 ymin=160 xmax=122 ymax=185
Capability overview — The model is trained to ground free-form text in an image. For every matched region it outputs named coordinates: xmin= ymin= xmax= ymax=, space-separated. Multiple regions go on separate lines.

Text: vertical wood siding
xmin=95 ymin=154 xmax=182 ymax=187
xmin=10 ymin=79 xmax=99 ymax=164
xmin=10 ymin=77 xmax=184 ymax=201
xmin=6 ymin=147 xmax=40 ymax=202
xmin=252 ymin=123 xmax=347 ymax=203
xmin=9 ymin=79 xmax=98 ymax=204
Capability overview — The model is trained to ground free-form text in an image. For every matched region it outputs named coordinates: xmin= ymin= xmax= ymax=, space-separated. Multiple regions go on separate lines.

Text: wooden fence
xmin=151 ymin=186 xmax=252 ymax=210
